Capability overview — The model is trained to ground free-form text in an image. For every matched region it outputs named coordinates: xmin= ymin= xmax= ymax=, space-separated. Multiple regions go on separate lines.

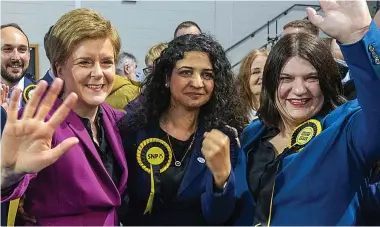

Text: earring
xmin=165 ymin=82 xmax=169 ymax=88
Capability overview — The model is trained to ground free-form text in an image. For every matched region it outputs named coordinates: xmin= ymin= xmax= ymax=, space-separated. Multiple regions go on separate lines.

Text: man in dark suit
xmin=40 ymin=25 xmax=55 ymax=86
xmin=1 ymin=23 xmax=36 ymax=110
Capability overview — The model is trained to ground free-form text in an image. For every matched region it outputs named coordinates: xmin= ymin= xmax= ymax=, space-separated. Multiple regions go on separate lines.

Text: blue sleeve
xmin=342 ymin=22 xmax=380 ymax=167
xmin=1 ymin=106 xmax=6 ymax=135
xmin=201 ymin=169 xmax=236 ymax=224
xmin=201 ymin=147 xmax=255 ymax=225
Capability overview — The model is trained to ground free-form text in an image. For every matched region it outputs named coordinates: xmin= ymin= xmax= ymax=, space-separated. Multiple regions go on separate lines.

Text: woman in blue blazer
xmin=118 ymin=34 xmax=246 ymax=225
xmin=233 ymin=0 xmax=380 ymax=225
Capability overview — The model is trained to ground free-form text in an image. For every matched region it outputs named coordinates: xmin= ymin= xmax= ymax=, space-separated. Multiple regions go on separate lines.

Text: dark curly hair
xmin=118 ymin=33 xmax=245 ymax=133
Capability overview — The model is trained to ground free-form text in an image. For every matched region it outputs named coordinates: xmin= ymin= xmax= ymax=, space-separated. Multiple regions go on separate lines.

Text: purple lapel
xmin=100 ymin=104 xmax=128 ymax=194
xmin=51 ymin=100 xmax=119 ymax=194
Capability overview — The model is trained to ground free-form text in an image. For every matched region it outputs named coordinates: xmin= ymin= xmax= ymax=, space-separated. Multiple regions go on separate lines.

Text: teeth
xmin=291 ymin=99 xmax=308 ymax=104
xmin=87 ymin=85 xmax=102 ymax=89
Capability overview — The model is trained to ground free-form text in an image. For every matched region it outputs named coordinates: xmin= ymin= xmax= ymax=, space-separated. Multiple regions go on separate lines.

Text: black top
xmin=246 ymin=127 xmax=297 ymax=225
xmin=78 ymin=107 xmax=122 ymax=185
xmin=122 ymin=123 xmax=208 ymax=226
xmin=157 ymin=127 xmax=193 ymax=204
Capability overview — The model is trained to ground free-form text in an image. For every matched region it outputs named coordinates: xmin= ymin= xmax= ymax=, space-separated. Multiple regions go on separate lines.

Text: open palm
xmin=1 ymin=79 xmax=78 ymax=182
xmin=307 ymin=0 xmax=371 ymax=44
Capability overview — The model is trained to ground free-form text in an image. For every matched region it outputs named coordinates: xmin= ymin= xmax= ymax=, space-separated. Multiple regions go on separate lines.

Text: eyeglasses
xmin=143 ymin=67 xmax=153 ymax=76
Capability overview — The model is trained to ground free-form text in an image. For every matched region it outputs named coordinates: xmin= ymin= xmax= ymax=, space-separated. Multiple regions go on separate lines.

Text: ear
xmin=55 ymin=62 xmax=64 ymax=78
xmin=124 ymin=64 xmax=129 ymax=74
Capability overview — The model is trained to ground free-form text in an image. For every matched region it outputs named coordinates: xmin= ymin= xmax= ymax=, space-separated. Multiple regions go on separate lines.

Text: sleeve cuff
xmin=207 ymin=171 xmax=235 ymax=196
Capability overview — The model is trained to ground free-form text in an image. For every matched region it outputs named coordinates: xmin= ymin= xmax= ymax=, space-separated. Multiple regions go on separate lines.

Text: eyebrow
xmin=280 ymin=72 xmax=318 ymax=77
xmin=2 ymin=44 xmax=28 ymax=48
xmin=74 ymin=55 xmax=114 ymax=61
xmin=178 ymin=66 xmax=213 ymax=71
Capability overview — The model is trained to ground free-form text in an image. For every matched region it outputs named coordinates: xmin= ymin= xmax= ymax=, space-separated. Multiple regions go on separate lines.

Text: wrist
xmin=213 ymin=170 xmax=231 ymax=188
xmin=1 ymin=168 xmax=24 ymax=189
xmin=339 ymin=26 xmax=370 ymax=44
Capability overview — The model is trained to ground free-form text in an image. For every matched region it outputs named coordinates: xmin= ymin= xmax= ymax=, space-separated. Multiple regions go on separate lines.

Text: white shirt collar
xmin=48 ymin=69 xmax=55 ymax=80
xmin=15 ymin=76 xmax=25 ymax=91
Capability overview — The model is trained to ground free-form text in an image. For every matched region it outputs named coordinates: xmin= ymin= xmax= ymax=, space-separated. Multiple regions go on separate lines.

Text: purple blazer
xmin=1 ymin=99 xmax=127 ymax=226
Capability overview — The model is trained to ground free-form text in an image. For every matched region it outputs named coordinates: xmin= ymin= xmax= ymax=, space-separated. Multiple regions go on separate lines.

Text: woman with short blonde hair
xmin=1 ymin=8 xmax=127 ymax=226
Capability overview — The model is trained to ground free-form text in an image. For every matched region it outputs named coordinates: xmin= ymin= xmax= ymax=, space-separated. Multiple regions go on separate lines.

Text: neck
xmin=62 ymin=92 xmax=98 ymax=123
xmin=279 ymin=120 xmax=298 ymax=138
xmin=252 ymin=95 xmax=260 ymax=110
xmin=162 ymin=103 xmax=199 ymax=135
xmin=74 ymin=104 xmax=98 ymax=123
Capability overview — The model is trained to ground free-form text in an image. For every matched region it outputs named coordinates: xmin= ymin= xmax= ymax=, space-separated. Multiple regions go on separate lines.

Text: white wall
xmin=1 ymin=0 xmax=319 ymax=79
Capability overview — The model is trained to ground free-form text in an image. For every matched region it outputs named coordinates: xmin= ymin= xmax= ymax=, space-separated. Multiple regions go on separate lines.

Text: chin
xmin=289 ymin=113 xmax=313 ymax=123
xmin=83 ymin=97 xmax=107 ymax=107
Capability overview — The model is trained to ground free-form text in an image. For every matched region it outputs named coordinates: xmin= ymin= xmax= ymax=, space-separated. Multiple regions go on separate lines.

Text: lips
xmin=185 ymin=92 xmax=205 ymax=99
xmin=86 ymin=84 xmax=104 ymax=91
xmin=287 ymin=98 xmax=311 ymax=107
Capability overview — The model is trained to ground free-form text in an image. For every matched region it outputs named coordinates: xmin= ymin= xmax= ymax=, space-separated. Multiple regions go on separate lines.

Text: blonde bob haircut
xmin=48 ymin=8 xmax=121 ymax=76
xmin=145 ymin=42 xmax=168 ymax=66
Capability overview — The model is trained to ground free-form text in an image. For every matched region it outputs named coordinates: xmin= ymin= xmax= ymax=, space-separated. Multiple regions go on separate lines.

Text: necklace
xmin=166 ymin=128 xmax=197 ymax=167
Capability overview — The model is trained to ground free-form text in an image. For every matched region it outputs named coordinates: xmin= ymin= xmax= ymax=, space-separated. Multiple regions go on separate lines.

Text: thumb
xmin=44 ymin=137 xmax=79 ymax=165
xmin=306 ymin=7 xmax=324 ymax=28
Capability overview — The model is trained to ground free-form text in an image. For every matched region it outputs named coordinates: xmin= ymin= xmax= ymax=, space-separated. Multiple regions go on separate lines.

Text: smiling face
xmin=56 ymin=38 xmax=115 ymax=108
xmin=169 ymin=51 xmax=214 ymax=110
xmin=275 ymin=56 xmax=324 ymax=125
xmin=1 ymin=26 xmax=30 ymax=85
xmin=249 ymin=55 xmax=267 ymax=96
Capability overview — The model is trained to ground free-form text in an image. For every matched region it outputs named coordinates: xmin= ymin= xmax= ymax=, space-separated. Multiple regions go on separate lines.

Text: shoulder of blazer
xmin=241 ymin=120 xmax=265 ymax=150
xmin=24 ymin=77 xmax=36 ymax=87
xmin=101 ymin=103 xmax=125 ymax=123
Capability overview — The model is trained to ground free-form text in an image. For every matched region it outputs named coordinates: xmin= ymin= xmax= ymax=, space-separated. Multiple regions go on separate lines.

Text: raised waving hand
xmin=307 ymin=0 xmax=372 ymax=44
xmin=1 ymin=79 xmax=78 ymax=188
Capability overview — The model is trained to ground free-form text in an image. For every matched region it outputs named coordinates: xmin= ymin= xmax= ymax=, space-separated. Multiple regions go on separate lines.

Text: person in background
xmin=40 ymin=25 xmax=55 ymax=86
xmin=1 ymin=23 xmax=36 ymax=110
xmin=116 ymin=51 xmax=140 ymax=83
xmin=174 ymin=21 xmax=202 ymax=38
xmin=283 ymin=19 xmax=320 ymax=36
xmin=236 ymin=49 xmax=269 ymax=123
xmin=325 ymin=37 xmax=355 ymax=100
xmin=105 ymin=52 xmax=140 ymax=111
xmin=118 ymin=34 xmax=246 ymax=225
xmin=123 ymin=42 xmax=169 ymax=114
xmin=144 ymin=42 xmax=168 ymax=77
xmin=236 ymin=0 xmax=380 ymax=225
xmin=1 ymin=8 xmax=128 ymax=225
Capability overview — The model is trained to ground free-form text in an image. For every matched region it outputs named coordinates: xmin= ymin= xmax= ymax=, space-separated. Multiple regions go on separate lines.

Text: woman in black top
xmin=118 ymin=34 xmax=245 ymax=225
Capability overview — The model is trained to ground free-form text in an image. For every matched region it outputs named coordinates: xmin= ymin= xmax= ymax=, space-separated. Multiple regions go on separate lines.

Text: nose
xmin=91 ymin=62 xmax=103 ymax=78
xmin=10 ymin=49 xmax=21 ymax=60
xmin=293 ymin=78 xmax=307 ymax=95
xmin=191 ymin=73 xmax=204 ymax=88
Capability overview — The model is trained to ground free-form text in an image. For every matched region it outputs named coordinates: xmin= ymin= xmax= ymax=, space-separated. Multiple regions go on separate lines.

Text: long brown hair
xmin=236 ymin=49 xmax=269 ymax=123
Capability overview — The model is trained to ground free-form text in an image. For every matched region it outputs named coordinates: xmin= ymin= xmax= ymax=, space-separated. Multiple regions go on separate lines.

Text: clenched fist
xmin=201 ymin=129 xmax=231 ymax=187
